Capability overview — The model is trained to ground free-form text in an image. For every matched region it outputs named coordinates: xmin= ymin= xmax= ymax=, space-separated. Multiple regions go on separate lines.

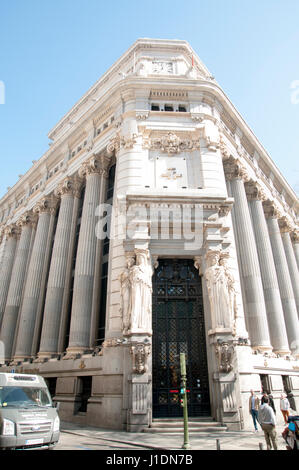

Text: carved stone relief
xmin=143 ymin=132 xmax=200 ymax=155
xmin=130 ymin=342 xmax=151 ymax=374
xmin=215 ymin=341 xmax=234 ymax=373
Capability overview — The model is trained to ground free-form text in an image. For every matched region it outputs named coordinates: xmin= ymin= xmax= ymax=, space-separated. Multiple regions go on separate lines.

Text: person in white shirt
xmin=280 ymin=393 xmax=290 ymax=425
xmin=258 ymin=396 xmax=278 ymax=450
xmin=249 ymin=390 xmax=260 ymax=432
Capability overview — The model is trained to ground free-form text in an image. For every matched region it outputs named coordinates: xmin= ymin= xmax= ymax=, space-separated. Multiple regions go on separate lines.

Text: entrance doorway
xmin=152 ymin=259 xmax=211 ymax=418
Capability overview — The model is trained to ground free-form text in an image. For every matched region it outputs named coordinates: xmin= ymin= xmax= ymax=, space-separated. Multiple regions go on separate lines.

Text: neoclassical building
xmin=0 ymin=39 xmax=298 ymax=431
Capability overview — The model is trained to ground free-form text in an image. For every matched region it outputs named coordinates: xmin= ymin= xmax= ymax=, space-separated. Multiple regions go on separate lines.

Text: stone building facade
xmin=0 ymin=39 xmax=298 ymax=431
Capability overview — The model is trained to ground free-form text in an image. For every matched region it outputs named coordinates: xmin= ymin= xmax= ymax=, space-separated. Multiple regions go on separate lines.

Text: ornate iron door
xmin=152 ymin=259 xmax=211 ymax=418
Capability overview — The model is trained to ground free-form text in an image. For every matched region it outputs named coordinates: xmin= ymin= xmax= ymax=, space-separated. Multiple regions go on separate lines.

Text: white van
xmin=0 ymin=373 xmax=60 ymax=450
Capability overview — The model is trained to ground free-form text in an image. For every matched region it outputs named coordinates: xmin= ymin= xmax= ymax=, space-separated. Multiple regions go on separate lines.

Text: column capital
xmin=16 ymin=211 xmax=37 ymax=229
xmin=223 ymin=156 xmax=249 ymax=182
xmin=290 ymin=229 xmax=299 ymax=243
xmin=244 ymin=180 xmax=267 ymax=201
xmin=79 ymin=154 xmax=112 ymax=179
xmin=33 ymin=194 xmax=59 ymax=216
xmin=262 ymin=199 xmax=282 ymax=219
xmin=278 ymin=216 xmax=293 ymax=234
xmin=4 ymin=224 xmax=19 ymax=240
xmin=54 ymin=174 xmax=83 ymax=199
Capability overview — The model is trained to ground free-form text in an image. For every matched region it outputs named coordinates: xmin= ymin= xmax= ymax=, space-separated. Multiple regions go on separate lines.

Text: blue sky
xmin=0 ymin=0 xmax=298 ymax=199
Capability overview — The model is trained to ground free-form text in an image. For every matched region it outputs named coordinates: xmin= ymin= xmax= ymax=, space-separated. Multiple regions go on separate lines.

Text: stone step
xmin=143 ymin=417 xmax=227 ymax=434
xmin=150 ymin=421 xmax=223 ymax=428
xmin=143 ymin=426 xmax=227 ymax=434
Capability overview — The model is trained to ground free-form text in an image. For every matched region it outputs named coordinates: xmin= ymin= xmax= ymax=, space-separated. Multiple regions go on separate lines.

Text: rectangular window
xmin=151 ymin=104 xmax=160 ymax=111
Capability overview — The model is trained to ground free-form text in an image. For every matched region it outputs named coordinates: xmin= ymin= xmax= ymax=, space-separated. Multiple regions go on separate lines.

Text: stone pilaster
xmin=13 ymin=195 xmax=58 ymax=361
xmin=0 ymin=225 xmax=19 ymax=327
xmin=279 ymin=218 xmax=299 ymax=317
xmin=263 ymin=200 xmax=299 ymax=357
xmin=0 ymin=213 xmax=35 ymax=360
xmin=245 ymin=181 xmax=290 ymax=355
xmin=38 ymin=176 xmax=83 ymax=360
xmin=65 ymin=155 xmax=111 ymax=357
xmin=223 ymin=158 xmax=272 ymax=351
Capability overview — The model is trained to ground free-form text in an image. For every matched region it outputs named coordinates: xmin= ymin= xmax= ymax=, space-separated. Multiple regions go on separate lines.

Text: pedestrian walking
xmin=258 ymin=396 xmax=278 ymax=450
xmin=261 ymin=392 xmax=276 ymax=414
xmin=249 ymin=390 xmax=260 ymax=432
xmin=280 ymin=393 xmax=290 ymax=425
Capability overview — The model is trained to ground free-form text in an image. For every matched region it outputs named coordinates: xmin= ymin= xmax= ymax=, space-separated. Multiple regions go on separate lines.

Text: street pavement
xmin=60 ymin=421 xmax=289 ymax=451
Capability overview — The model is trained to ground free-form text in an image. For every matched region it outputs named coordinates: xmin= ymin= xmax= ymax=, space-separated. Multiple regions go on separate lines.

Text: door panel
xmin=152 ymin=259 xmax=211 ymax=418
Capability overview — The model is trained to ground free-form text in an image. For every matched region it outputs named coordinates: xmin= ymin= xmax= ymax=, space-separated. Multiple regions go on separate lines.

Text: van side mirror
xmin=54 ymin=401 xmax=60 ymax=411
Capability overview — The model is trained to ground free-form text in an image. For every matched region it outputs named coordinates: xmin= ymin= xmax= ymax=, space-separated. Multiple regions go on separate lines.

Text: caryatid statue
xmin=204 ymin=250 xmax=236 ymax=332
xmin=119 ymin=249 xmax=153 ymax=335
xmin=119 ymin=255 xmax=135 ymax=334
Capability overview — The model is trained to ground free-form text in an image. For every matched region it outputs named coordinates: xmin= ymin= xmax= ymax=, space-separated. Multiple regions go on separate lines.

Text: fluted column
xmin=13 ymin=195 xmax=58 ymax=361
xmin=89 ymin=155 xmax=111 ymax=349
xmin=38 ymin=176 xmax=82 ymax=359
xmin=245 ymin=181 xmax=290 ymax=355
xmin=263 ymin=200 xmax=299 ymax=357
xmin=223 ymin=157 xmax=272 ymax=351
xmin=279 ymin=218 xmax=299 ymax=316
xmin=291 ymin=231 xmax=299 ymax=270
xmin=0 ymin=213 xmax=35 ymax=360
xmin=57 ymin=187 xmax=82 ymax=354
xmin=0 ymin=225 xmax=18 ymax=327
xmin=66 ymin=155 xmax=111 ymax=356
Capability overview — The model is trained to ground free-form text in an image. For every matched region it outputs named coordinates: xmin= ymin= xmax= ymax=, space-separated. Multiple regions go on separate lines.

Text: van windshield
xmin=0 ymin=386 xmax=52 ymax=408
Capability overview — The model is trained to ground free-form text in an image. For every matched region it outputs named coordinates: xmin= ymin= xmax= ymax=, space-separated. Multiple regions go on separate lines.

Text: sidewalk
xmin=61 ymin=421 xmax=288 ymax=451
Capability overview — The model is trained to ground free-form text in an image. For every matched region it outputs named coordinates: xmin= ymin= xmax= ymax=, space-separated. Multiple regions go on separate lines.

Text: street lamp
xmin=180 ymin=353 xmax=191 ymax=450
